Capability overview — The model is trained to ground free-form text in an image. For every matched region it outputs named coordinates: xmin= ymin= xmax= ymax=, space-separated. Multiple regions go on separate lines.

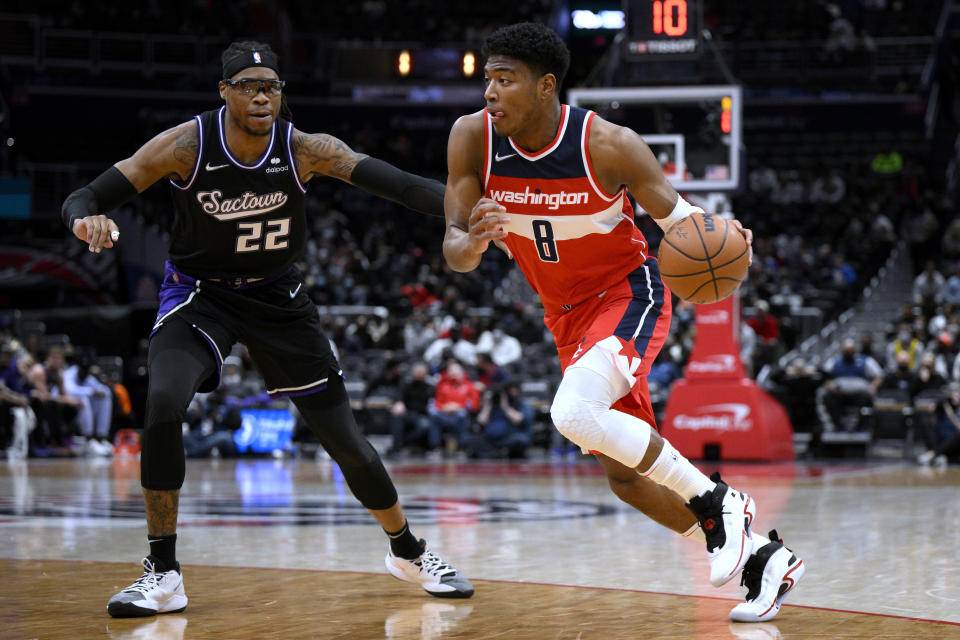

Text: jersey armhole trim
xmin=287 ymin=122 xmax=307 ymax=193
xmin=482 ymin=111 xmax=492 ymax=191
xmin=581 ymin=111 xmax=622 ymax=203
xmin=169 ymin=116 xmax=203 ymax=191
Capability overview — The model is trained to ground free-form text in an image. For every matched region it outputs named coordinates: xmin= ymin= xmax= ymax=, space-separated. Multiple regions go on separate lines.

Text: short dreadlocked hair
xmin=482 ymin=22 xmax=570 ymax=89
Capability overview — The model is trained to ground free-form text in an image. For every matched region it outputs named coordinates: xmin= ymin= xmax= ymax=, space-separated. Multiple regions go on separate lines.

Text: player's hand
xmin=493 ymin=238 xmax=513 ymax=260
xmin=468 ymin=198 xmax=509 ymax=254
xmin=730 ymin=218 xmax=753 ymax=266
xmin=73 ymin=215 xmax=120 ymax=253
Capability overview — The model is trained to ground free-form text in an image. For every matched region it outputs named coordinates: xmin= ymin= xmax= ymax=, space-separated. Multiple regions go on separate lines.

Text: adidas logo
xmin=270 ymin=157 xmax=281 ymax=164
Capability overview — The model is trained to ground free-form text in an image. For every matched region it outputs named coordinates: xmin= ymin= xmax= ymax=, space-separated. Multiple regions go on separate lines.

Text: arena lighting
xmin=571 ymin=9 xmax=625 ymax=30
xmin=463 ymin=51 xmax=476 ymax=77
xmin=398 ymin=50 xmax=411 ymax=76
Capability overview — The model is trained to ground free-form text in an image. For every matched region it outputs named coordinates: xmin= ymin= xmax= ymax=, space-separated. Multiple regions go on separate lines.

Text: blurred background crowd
xmin=2 ymin=0 xmax=959 ymax=467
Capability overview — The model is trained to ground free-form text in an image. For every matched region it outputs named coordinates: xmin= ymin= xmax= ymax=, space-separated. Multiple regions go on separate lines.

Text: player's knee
xmin=144 ymin=383 xmax=189 ymax=430
xmin=550 ymin=391 xmax=606 ymax=451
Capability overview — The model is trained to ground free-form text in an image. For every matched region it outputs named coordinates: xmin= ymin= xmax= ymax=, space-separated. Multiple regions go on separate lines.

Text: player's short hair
xmin=482 ymin=22 xmax=570 ymax=88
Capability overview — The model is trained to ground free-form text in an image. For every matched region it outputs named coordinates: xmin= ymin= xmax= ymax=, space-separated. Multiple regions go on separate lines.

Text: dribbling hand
xmin=468 ymin=198 xmax=510 ymax=256
xmin=729 ymin=218 xmax=753 ymax=266
xmin=73 ymin=215 xmax=120 ymax=253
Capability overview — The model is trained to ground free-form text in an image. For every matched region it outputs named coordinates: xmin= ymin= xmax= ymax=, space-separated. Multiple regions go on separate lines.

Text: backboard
xmin=567 ymin=85 xmax=743 ymax=192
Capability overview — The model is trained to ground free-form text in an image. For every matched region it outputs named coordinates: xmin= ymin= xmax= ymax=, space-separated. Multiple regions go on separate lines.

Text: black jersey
xmin=168 ymin=106 xmax=307 ymax=279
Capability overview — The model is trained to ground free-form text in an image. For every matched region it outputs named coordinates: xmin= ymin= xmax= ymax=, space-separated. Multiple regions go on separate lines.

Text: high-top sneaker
xmin=686 ymin=471 xmax=756 ymax=587
xmin=730 ymin=529 xmax=806 ymax=622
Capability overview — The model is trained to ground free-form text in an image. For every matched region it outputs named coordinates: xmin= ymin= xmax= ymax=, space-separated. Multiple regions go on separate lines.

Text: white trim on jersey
xmin=630 ymin=264 xmax=655 ymax=341
xmin=169 ymin=115 xmax=204 ymax=191
xmin=268 ymin=377 xmax=329 ymax=396
xmin=500 ymin=199 xmax=635 ymax=242
xmin=508 ymin=104 xmax=569 ymax=160
xmin=152 ymin=287 xmax=198 ymax=331
xmin=193 ymin=325 xmax=224 ymax=368
xmin=482 ymin=111 xmax=493 ymax=192
xmin=217 ymin=106 xmax=276 ymax=169
xmin=286 ymin=122 xmax=307 ymax=194
xmin=580 ymin=111 xmax=623 ymax=203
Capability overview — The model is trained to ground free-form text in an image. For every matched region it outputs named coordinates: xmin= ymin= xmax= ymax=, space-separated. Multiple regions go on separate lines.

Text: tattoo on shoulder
xmin=172 ymin=126 xmax=199 ymax=168
xmin=293 ymin=131 xmax=361 ymax=179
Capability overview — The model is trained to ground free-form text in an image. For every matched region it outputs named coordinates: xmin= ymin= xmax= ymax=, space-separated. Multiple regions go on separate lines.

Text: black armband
xmin=350 ymin=157 xmax=445 ymax=217
xmin=60 ymin=166 xmax=138 ymax=230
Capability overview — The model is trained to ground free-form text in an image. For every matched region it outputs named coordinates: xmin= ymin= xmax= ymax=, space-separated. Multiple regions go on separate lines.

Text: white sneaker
xmin=385 ymin=542 xmax=474 ymax=598
xmin=107 ymin=557 xmax=188 ymax=618
xmin=686 ymin=472 xmax=757 ymax=587
xmin=730 ymin=530 xmax=805 ymax=623
xmin=917 ymin=450 xmax=935 ymax=466
xmin=934 ymin=454 xmax=948 ymax=469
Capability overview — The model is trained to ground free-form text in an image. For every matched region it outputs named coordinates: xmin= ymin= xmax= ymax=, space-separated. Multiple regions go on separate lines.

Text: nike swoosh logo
xmin=289 ymin=283 xmax=302 ymax=298
xmin=205 ymin=162 xmax=229 ymax=171
xmin=494 ymin=152 xmax=516 ymax=162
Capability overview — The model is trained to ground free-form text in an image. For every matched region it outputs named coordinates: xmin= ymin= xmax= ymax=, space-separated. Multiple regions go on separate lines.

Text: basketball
xmin=658 ymin=212 xmax=749 ymax=304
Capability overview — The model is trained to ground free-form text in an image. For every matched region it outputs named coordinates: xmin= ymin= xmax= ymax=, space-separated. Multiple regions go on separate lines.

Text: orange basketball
xmin=658 ymin=212 xmax=749 ymax=304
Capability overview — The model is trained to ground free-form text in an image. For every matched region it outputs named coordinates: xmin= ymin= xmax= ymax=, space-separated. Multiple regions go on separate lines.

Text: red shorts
xmin=545 ymin=257 xmax=672 ymax=428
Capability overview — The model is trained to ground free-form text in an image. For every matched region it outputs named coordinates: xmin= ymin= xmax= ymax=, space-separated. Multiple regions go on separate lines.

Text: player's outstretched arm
xmin=62 ymin=120 xmax=199 ymax=253
xmin=290 ymin=129 xmax=445 ymax=217
xmin=442 ymin=113 xmax=510 ymax=273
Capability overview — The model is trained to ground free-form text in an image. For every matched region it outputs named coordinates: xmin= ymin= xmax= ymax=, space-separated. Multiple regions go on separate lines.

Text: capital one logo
xmin=687 ymin=354 xmax=737 ymax=374
xmin=672 ymin=403 xmax=753 ymax=432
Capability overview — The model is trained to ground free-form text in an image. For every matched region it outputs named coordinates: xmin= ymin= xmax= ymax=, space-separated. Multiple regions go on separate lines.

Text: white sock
xmin=639 ymin=440 xmax=715 ymax=501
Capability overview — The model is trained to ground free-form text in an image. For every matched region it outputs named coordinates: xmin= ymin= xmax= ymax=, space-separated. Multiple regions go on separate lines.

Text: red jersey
xmin=483 ymin=105 xmax=648 ymax=312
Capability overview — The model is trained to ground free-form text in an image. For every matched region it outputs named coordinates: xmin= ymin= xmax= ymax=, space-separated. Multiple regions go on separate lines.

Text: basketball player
xmin=443 ymin=23 xmax=804 ymax=622
xmin=62 ymin=41 xmax=473 ymax=618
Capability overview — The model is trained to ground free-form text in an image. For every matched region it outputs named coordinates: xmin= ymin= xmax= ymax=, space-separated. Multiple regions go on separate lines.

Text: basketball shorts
xmin=544 ymin=256 xmax=672 ymax=428
xmin=151 ymin=260 xmax=340 ymax=397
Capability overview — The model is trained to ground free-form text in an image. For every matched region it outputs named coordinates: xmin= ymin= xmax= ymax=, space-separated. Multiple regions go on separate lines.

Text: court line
xmin=14 ymin=557 xmax=958 ymax=627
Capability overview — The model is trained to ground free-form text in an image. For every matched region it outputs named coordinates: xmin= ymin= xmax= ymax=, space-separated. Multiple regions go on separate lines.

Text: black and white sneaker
xmin=385 ymin=541 xmax=474 ymax=598
xmin=107 ymin=556 xmax=188 ymax=618
xmin=686 ymin=472 xmax=757 ymax=587
xmin=730 ymin=530 xmax=805 ymax=622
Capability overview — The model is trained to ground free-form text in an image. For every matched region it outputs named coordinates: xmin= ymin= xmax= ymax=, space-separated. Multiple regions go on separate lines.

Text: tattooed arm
xmin=63 ymin=120 xmax=199 ymax=252
xmin=291 ymin=129 xmax=445 ymax=217
xmin=115 ymin=120 xmax=200 ymax=189
xmin=290 ymin=129 xmax=366 ymax=184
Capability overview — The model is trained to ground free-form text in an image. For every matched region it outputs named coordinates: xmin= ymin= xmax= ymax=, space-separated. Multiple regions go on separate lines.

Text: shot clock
xmin=625 ymin=0 xmax=702 ymax=57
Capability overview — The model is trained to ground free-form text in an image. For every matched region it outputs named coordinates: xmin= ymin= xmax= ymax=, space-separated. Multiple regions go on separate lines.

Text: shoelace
xmin=123 ymin=558 xmax=161 ymax=594
xmin=417 ymin=551 xmax=455 ymax=577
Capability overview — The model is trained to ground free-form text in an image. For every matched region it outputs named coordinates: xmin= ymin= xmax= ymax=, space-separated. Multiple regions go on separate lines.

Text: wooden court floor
xmin=2 ymin=457 xmax=959 ymax=639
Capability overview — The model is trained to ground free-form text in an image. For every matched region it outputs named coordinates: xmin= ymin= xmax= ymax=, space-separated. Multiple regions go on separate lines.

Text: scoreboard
xmin=625 ymin=0 xmax=702 ymax=57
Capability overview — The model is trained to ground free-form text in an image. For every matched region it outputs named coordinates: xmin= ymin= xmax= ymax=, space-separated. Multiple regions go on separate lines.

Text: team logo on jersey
xmin=489 ymin=186 xmax=589 ymax=211
xmin=196 ymin=189 xmax=288 ymax=221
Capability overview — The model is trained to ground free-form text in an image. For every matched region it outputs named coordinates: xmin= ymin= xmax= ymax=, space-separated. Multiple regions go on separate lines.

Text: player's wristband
xmin=653 ymin=196 xmax=703 ymax=232
xmin=350 ymin=157 xmax=445 ymax=217
xmin=60 ymin=166 xmax=138 ymax=231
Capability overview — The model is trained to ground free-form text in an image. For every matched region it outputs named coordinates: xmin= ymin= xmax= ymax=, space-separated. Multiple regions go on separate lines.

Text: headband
xmin=222 ymin=48 xmax=280 ymax=79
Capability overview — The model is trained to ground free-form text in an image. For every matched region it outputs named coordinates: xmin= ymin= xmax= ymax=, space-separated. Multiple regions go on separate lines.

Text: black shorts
xmin=151 ymin=260 xmax=340 ymax=396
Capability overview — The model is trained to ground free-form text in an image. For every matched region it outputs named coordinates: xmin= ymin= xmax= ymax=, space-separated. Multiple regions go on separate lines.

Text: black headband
xmin=222 ymin=48 xmax=280 ymax=79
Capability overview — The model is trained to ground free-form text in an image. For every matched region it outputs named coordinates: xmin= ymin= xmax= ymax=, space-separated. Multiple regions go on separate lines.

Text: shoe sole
xmin=385 ymin=556 xmax=474 ymax=599
xmin=107 ymin=600 xmax=187 ymax=618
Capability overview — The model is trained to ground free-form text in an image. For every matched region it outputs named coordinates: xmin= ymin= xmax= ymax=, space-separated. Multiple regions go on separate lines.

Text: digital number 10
xmin=652 ymin=0 xmax=688 ymax=37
